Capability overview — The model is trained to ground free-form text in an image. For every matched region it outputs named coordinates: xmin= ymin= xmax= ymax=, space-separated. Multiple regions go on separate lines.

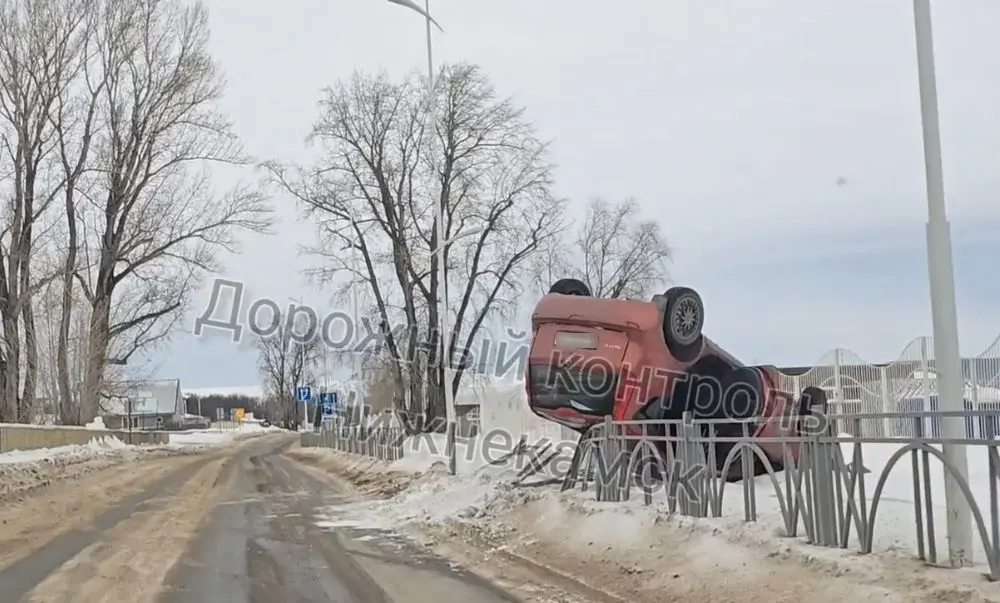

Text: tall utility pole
xmin=911 ymin=0 xmax=972 ymax=566
xmin=385 ymin=0 xmax=456 ymax=475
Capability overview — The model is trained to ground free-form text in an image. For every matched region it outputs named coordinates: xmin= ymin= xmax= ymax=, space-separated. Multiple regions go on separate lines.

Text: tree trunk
xmin=80 ymin=296 xmax=111 ymax=424
xmin=21 ymin=299 xmax=38 ymax=421
xmin=57 ymin=207 xmax=79 ymax=424
xmin=3 ymin=313 xmax=21 ymax=422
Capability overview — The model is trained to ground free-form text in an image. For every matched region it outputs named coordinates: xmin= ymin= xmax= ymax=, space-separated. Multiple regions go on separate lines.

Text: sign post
xmin=296 ymin=386 xmax=311 ymax=431
xmin=320 ymin=392 xmax=337 ymax=426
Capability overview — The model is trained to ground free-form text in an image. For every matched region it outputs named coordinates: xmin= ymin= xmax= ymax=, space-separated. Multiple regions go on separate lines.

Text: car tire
xmin=658 ymin=286 xmax=704 ymax=362
xmin=798 ymin=386 xmax=829 ymax=435
xmin=548 ymin=278 xmax=592 ymax=296
xmin=798 ymin=386 xmax=828 ymax=415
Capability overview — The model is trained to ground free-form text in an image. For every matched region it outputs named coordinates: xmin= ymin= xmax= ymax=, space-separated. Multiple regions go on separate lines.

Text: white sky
xmin=146 ymin=0 xmax=1000 ymax=388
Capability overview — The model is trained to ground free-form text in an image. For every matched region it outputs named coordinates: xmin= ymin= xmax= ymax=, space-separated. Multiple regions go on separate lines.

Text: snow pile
xmin=236 ymin=421 xmax=283 ymax=433
xmin=167 ymin=421 xmax=281 ymax=446
xmin=168 ymin=430 xmax=237 ymax=446
xmin=316 ymin=464 xmax=508 ymax=532
xmin=0 ymin=435 xmax=129 ymax=465
xmin=312 ymin=435 xmax=1000 ymax=601
xmin=84 ymin=417 xmax=107 ymax=430
xmin=387 ymin=432 xmax=570 ymax=479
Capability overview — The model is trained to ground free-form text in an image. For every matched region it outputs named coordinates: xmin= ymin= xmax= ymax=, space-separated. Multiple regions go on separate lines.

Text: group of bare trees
xmin=533 ymin=197 xmax=671 ymax=298
xmin=0 ymin=0 xmax=272 ymax=424
xmin=265 ymin=64 xmax=670 ymax=426
xmin=255 ymin=309 xmax=319 ymax=427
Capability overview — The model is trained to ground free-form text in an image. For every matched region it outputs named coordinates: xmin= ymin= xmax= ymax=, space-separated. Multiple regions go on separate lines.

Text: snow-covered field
xmin=297 ymin=434 xmax=1000 ymax=603
xmin=166 ymin=420 xmax=283 ymax=446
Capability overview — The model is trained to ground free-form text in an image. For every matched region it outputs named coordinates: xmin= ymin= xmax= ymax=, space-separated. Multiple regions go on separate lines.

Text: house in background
xmin=102 ymin=379 xmax=184 ymax=430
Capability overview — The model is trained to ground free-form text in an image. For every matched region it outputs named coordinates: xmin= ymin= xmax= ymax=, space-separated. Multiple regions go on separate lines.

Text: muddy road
xmin=0 ymin=435 xmax=520 ymax=603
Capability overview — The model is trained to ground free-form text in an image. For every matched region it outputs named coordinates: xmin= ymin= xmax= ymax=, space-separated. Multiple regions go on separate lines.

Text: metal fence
xmin=297 ymin=404 xmax=1000 ymax=578
xmin=555 ymin=410 xmax=1000 ymax=580
xmin=772 ymin=335 xmax=1000 ymax=439
xmin=300 ymin=422 xmax=405 ymax=462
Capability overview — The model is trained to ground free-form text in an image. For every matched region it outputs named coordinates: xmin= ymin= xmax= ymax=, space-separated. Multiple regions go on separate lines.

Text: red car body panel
xmin=525 ymin=294 xmax=802 ymax=465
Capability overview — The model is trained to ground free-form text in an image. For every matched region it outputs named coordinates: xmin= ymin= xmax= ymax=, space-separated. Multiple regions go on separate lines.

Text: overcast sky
xmin=145 ymin=0 xmax=1000 ymax=390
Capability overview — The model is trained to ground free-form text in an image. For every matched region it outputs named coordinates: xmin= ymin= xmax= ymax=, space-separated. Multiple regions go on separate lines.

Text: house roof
xmin=103 ymin=379 xmax=183 ymax=416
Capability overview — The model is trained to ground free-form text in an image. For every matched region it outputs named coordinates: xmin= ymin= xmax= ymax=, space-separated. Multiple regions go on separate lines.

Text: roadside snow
xmin=84 ymin=417 xmax=107 ymax=430
xmin=167 ymin=422 xmax=282 ymax=446
xmin=0 ymin=436 xmax=128 ymax=465
xmin=310 ymin=434 xmax=1000 ymax=603
xmin=168 ymin=431 xmax=236 ymax=445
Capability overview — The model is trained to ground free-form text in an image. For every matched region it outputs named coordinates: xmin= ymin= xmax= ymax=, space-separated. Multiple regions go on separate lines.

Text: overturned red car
xmin=524 ymin=279 xmax=827 ymax=477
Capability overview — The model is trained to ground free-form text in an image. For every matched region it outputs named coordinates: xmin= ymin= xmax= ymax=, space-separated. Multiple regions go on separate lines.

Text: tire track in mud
xmin=0 ymin=437 xmax=292 ymax=603
xmin=0 ymin=454 xmax=206 ymax=572
xmin=17 ymin=454 xmax=234 ymax=603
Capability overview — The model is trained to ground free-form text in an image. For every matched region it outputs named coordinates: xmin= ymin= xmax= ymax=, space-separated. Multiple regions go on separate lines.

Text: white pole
xmin=912 ymin=0 xmax=972 ymax=566
xmin=386 ymin=0 xmax=455 ymax=475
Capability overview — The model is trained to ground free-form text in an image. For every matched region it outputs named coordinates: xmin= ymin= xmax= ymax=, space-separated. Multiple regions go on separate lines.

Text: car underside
xmin=525 ymin=279 xmax=828 ymax=481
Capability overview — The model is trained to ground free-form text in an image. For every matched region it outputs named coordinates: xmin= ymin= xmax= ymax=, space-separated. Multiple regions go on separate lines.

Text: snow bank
xmin=84 ymin=417 xmax=107 ymax=430
xmin=166 ymin=422 xmax=282 ymax=446
xmin=0 ymin=435 xmax=128 ymax=465
xmin=168 ymin=431 xmax=236 ymax=446
xmin=387 ymin=431 xmax=573 ymax=477
xmin=313 ymin=435 xmax=1000 ymax=601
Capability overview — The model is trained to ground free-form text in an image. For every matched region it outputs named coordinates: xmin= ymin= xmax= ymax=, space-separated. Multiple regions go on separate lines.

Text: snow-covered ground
xmin=0 ymin=436 xmax=129 ymax=466
xmin=0 ymin=420 xmax=280 ymax=466
xmin=299 ymin=434 xmax=1000 ymax=602
xmin=167 ymin=421 xmax=283 ymax=445
xmin=0 ymin=420 xmax=284 ymax=504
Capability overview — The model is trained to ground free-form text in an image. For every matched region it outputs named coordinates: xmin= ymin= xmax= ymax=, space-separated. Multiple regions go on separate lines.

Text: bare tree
xmin=0 ymin=0 xmax=91 ymax=422
xmin=50 ymin=0 xmax=101 ymax=424
xmin=268 ymin=63 xmax=566 ymax=426
xmin=256 ymin=311 xmax=320 ymax=428
xmin=69 ymin=0 xmax=273 ymax=423
xmin=535 ymin=197 xmax=670 ymax=299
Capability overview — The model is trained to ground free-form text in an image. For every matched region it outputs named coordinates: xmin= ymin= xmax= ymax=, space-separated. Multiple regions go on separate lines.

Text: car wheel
xmin=797 ymin=386 xmax=829 ymax=435
xmin=798 ymin=386 xmax=828 ymax=415
xmin=659 ymin=286 xmax=704 ymax=361
xmin=548 ymin=278 xmax=592 ymax=296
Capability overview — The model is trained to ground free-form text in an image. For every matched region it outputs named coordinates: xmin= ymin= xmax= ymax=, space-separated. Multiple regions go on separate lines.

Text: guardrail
xmin=300 ymin=423 xmax=405 ymax=462
xmin=560 ymin=410 xmax=1000 ymax=580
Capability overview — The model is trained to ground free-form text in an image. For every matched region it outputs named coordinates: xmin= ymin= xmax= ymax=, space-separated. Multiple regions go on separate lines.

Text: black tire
xmin=798 ymin=386 xmax=830 ymax=436
xmin=659 ymin=286 xmax=704 ymax=361
xmin=798 ymin=386 xmax=828 ymax=415
xmin=548 ymin=278 xmax=592 ymax=296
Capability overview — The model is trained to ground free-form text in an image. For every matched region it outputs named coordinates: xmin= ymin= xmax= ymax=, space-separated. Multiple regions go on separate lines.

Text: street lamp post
xmin=340 ymin=241 xmax=362 ymax=384
xmin=384 ymin=0 xmax=461 ymax=475
xmin=912 ymin=0 xmax=972 ymax=566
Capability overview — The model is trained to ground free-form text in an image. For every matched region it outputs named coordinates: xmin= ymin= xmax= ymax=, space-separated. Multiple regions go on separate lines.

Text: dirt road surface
xmin=0 ymin=435 xmax=523 ymax=603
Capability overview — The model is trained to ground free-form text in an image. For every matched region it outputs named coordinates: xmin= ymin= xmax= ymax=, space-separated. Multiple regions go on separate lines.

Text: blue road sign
xmin=320 ymin=392 xmax=337 ymax=417
xmin=296 ymin=386 xmax=311 ymax=402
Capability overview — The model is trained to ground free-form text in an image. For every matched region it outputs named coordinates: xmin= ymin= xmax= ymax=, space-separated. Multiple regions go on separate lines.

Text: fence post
xmin=921 ymin=337 xmax=935 ymax=437
xmin=879 ymin=367 xmax=893 ymax=437
xmin=833 ymin=349 xmax=844 ymax=415
xmin=970 ymin=359 xmax=981 ymax=438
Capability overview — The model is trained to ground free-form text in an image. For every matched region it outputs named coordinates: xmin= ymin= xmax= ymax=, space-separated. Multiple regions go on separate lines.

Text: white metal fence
xmin=554 ymin=410 xmax=1000 ymax=580
xmin=774 ymin=335 xmax=1000 ymax=439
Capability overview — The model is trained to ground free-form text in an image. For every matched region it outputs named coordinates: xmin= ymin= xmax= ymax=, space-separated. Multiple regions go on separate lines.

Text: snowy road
xmin=0 ymin=434 xmax=520 ymax=603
